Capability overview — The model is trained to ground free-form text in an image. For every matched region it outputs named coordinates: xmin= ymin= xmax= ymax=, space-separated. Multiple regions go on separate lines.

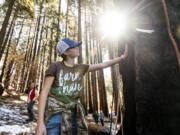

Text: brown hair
xmin=61 ymin=54 xmax=67 ymax=61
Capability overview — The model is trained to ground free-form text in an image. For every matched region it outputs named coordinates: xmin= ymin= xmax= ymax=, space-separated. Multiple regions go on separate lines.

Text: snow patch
xmin=0 ymin=106 xmax=14 ymax=113
xmin=0 ymin=125 xmax=30 ymax=135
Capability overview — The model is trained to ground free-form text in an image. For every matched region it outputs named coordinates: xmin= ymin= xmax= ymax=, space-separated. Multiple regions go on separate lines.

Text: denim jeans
xmin=71 ymin=111 xmax=77 ymax=135
xmin=27 ymin=101 xmax=35 ymax=120
xmin=46 ymin=113 xmax=61 ymax=135
xmin=46 ymin=111 xmax=77 ymax=135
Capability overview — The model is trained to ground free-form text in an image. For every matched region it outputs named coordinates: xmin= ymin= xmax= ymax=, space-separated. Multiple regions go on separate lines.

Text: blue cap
xmin=56 ymin=38 xmax=82 ymax=56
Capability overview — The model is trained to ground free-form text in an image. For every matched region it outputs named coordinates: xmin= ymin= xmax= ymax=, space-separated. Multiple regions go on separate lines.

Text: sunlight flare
xmin=99 ymin=11 xmax=128 ymax=38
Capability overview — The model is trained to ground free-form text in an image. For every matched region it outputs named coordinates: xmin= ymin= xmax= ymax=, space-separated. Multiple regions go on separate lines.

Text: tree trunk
xmin=87 ymin=73 xmax=93 ymax=113
xmin=118 ymin=44 xmax=136 ymax=135
xmin=13 ymin=19 xmax=25 ymax=92
xmin=54 ymin=0 xmax=61 ymax=61
xmin=91 ymin=40 xmax=98 ymax=111
xmin=36 ymin=14 xmax=46 ymax=57
xmin=4 ymin=60 xmax=15 ymax=90
xmin=0 ymin=0 xmax=15 ymax=49
xmin=48 ymin=28 xmax=54 ymax=64
xmin=0 ymin=19 xmax=16 ymax=84
xmin=65 ymin=0 xmax=69 ymax=37
xmin=20 ymin=26 xmax=32 ymax=92
xmin=97 ymin=41 xmax=109 ymax=116
xmin=108 ymin=41 xmax=122 ymax=115
xmin=77 ymin=0 xmax=82 ymax=63
xmin=0 ymin=8 xmax=17 ymax=61
xmin=32 ymin=15 xmax=42 ymax=61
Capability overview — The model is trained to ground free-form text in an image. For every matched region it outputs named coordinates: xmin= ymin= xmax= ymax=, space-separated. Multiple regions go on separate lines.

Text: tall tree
xmin=65 ymin=0 xmax=69 ymax=37
xmin=0 ymin=0 xmax=16 ymax=50
xmin=118 ymin=43 xmax=136 ymax=135
xmin=0 ymin=9 xmax=17 ymax=61
xmin=0 ymin=21 xmax=15 ymax=83
xmin=77 ymin=0 xmax=82 ymax=63
xmin=97 ymin=41 xmax=109 ymax=116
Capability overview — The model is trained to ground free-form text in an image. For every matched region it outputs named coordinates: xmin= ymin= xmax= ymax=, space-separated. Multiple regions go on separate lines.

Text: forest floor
xmin=0 ymin=95 xmax=119 ymax=135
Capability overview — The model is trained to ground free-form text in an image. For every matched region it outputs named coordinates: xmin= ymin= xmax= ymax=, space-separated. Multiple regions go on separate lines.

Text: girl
xmin=36 ymin=38 xmax=128 ymax=135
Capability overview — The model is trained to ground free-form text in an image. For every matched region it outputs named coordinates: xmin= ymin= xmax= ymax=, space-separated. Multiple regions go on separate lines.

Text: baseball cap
xmin=56 ymin=38 xmax=82 ymax=56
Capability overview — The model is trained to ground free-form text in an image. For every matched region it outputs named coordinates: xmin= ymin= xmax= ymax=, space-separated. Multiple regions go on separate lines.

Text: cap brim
xmin=70 ymin=41 xmax=82 ymax=48
xmin=76 ymin=41 xmax=82 ymax=46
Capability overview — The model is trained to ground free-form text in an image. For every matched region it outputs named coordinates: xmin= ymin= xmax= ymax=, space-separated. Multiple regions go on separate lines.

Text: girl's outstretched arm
xmin=88 ymin=44 xmax=128 ymax=72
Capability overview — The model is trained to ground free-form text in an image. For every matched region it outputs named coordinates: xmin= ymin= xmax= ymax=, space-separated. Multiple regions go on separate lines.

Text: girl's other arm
xmin=36 ymin=76 xmax=54 ymax=135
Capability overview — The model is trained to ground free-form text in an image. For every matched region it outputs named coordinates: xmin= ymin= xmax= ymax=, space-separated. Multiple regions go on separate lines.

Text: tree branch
xmin=161 ymin=0 xmax=180 ymax=68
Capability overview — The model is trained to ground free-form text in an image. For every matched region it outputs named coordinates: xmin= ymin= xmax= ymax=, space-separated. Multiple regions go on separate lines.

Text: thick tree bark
xmin=161 ymin=0 xmax=180 ymax=67
xmin=117 ymin=44 xmax=136 ymax=135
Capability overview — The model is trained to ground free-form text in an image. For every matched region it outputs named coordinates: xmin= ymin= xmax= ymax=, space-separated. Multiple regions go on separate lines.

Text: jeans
xmin=27 ymin=101 xmax=35 ymax=120
xmin=71 ymin=111 xmax=77 ymax=135
xmin=46 ymin=111 xmax=77 ymax=135
xmin=46 ymin=113 xmax=61 ymax=135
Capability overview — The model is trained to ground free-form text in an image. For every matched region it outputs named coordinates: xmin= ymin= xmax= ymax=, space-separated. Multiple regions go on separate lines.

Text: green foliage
xmin=0 ymin=0 xmax=34 ymax=17
xmin=18 ymin=0 xmax=34 ymax=18
xmin=0 ymin=0 xmax=8 ymax=8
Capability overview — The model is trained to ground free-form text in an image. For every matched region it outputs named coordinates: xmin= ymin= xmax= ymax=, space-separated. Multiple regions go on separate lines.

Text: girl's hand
xmin=36 ymin=122 xmax=47 ymax=135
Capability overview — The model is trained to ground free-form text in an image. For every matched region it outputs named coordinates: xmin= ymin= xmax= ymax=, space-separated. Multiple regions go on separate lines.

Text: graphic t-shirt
xmin=45 ymin=61 xmax=89 ymax=119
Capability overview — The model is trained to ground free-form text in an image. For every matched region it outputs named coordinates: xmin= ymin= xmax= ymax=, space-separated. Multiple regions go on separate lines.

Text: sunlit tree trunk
xmin=54 ymin=0 xmax=61 ymax=61
xmin=19 ymin=25 xmax=33 ymax=93
xmin=32 ymin=15 xmax=42 ymax=61
xmin=91 ymin=71 xmax=98 ymax=111
xmin=0 ymin=9 xmax=17 ymax=61
xmin=0 ymin=0 xmax=16 ymax=49
xmin=91 ymin=39 xmax=98 ymax=111
xmin=27 ymin=3 xmax=44 ymax=86
xmin=0 ymin=22 xmax=15 ymax=84
xmin=86 ymin=13 xmax=94 ymax=113
xmin=48 ymin=27 xmax=54 ymax=63
xmin=14 ymin=18 xmax=25 ymax=91
xmin=19 ymin=44 xmax=30 ymax=93
xmin=4 ymin=60 xmax=15 ymax=90
xmin=77 ymin=0 xmax=82 ymax=63
xmin=39 ymin=44 xmax=46 ymax=92
xmin=36 ymin=14 xmax=46 ymax=57
xmin=23 ymin=28 xmax=34 ymax=93
xmin=108 ymin=41 xmax=120 ymax=114
xmin=83 ymin=8 xmax=89 ymax=113
xmin=87 ymin=73 xmax=93 ymax=113
xmin=65 ymin=0 xmax=69 ymax=37
xmin=16 ymin=18 xmax=25 ymax=46
xmin=97 ymin=41 xmax=109 ymax=116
